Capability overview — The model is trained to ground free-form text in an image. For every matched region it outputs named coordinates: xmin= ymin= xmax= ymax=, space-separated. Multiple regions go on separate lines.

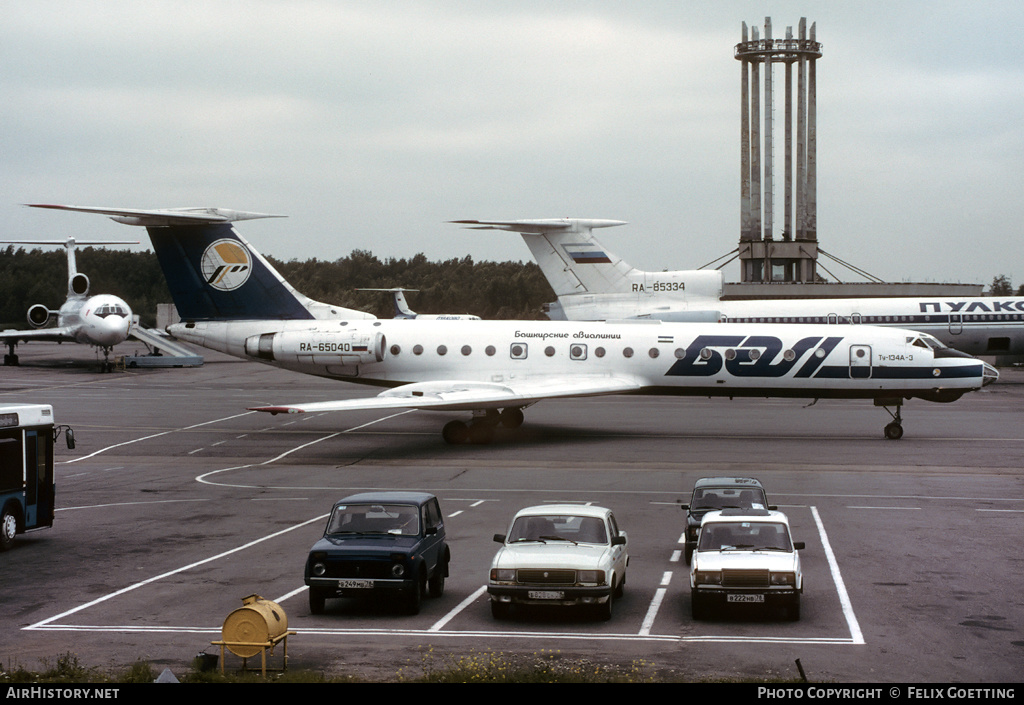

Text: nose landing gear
xmin=880 ymin=402 xmax=904 ymax=440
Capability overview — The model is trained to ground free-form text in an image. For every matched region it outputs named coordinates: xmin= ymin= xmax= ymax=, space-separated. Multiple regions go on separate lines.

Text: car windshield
xmin=326 ymin=503 xmax=420 ymax=536
xmin=691 ymin=487 xmax=767 ymax=512
xmin=508 ymin=514 xmax=608 ymax=544
xmin=697 ymin=521 xmax=792 ymax=552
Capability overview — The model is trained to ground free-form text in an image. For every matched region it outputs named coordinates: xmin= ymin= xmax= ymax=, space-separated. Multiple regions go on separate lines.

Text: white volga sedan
xmin=487 ymin=504 xmax=628 ymax=620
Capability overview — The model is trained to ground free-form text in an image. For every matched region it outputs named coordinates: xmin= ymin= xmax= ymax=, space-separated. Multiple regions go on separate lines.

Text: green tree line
xmin=988 ymin=275 xmax=1024 ymax=297
xmin=4 ymin=245 xmax=1019 ymax=329
xmin=0 ymin=246 xmax=555 ymax=327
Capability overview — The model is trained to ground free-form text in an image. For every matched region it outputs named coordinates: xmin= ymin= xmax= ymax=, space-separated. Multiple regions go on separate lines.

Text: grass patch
xmin=400 ymin=647 xmax=655 ymax=683
xmin=1 ymin=649 xmax=807 ymax=683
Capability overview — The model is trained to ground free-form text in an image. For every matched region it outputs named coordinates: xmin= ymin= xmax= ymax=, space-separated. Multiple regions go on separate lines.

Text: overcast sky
xmin=2 ymin=1 xmax=1022 ymax=287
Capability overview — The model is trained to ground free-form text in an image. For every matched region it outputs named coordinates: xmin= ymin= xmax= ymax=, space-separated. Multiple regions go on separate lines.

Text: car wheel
xmin=406 ymin=571 xmax=425 ymax=614
xmin=0 ymin=505 xmax=17 ymax=551
xmin=427 ymin=564 xmax=445 ymax=598
xmin=596 ymin=592 xmax=613 ymax=621
xmin=684 ymin=545 xmax=693 ymax=565
xmin=308 ymin=587 xmax=326 ymax=615
xmin=691 ymin=591 xmax=707 ymax=620
xmin=787 ymin=595 xmax=801 ymax=621
xmin=490 ymin=601 xmax=511 ymax=620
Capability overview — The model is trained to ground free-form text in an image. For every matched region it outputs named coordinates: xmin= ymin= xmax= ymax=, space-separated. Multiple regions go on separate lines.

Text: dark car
xmin=305 ymin=492 xmax=450 ymax=615
xmin=680 ymin=477 xmax=774 ymax=565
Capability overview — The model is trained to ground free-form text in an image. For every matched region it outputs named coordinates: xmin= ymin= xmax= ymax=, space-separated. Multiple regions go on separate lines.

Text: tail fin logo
xmin=200 ymin=239 xmax=252 ymax=291
xmin=562 ymin=243 xmax=612 ymax=264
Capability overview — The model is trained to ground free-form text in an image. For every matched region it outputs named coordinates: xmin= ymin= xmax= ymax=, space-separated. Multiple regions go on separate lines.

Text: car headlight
xmin=311 ymin=562 xmax=327 ymax=577
xmin=577 ymin=570 xmax=606 ymax=585
xmin=490 ymin=568 xmax=516 ymax=582
xmin=694 ymin=570 xmax=722 ymax=585
xmin=391 ymin=562 xmax=406 ymax=578
xmin=770 ymin=572 xmax=796 ymax=586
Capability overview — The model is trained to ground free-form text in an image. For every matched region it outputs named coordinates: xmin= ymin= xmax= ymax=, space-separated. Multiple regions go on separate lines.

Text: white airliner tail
xmin=453 ymin=218 xmax=723 ymax=321
xmin=452 ymin=219 xmax=636 ymax=297
xmin=2 ymin=235 xmax=136 ymax=301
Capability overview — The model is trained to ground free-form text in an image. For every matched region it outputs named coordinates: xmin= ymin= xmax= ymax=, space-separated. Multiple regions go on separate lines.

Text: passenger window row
xmin=388 ymin=343 xmax=696 ymax=361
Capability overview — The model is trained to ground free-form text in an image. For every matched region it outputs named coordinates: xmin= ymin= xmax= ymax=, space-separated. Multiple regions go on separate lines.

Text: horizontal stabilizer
xmin=26 ymin=204 xmax=285 ymax=227
xmin=0 ymin=239 xmax=137 ymax=246
xmin=451 ymin=219 xmax=626 ymax=234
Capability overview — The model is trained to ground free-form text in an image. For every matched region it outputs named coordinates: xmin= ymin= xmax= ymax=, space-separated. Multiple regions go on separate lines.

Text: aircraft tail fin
xmin=357 ymin=288 xmax=419 ymax=319
xmin=452 ymin=219 xmax=637 ymax=296
xmin=1 ymin=235 xmax=138 ymax=299
xmin=26 ymin=205 xmax=375 ymax=321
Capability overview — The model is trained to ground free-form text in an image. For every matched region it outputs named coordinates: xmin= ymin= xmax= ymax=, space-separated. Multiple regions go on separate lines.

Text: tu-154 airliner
xmin=29 ymin=204 xmax=998 ymax=443
xmin=455 ymin=219 xmax=1024 ymax=358
xmin=1 ymin=234 xmax=135 ymax=372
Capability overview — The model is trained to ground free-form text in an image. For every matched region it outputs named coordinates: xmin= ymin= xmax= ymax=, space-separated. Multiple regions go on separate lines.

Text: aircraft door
xmin=849 ymin=345 xmax=872 ymax=379
xmin=949 ymin=313 xmax=963 ymax=335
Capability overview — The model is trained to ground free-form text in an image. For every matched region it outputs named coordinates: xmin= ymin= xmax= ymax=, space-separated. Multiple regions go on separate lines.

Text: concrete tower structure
xmin=735 ymin=18 xmax=822 ymax=283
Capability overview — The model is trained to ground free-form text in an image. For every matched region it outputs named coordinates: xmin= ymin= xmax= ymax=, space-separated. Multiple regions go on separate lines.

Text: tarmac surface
xmin=1 ymin=341 xmax=1022 ymax=683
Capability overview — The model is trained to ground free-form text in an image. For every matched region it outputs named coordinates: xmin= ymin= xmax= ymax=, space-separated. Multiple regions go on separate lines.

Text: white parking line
xmin=848 ymin=506 xmax=921 ymax=510
xmin=25 ymin=514 xmax=328 ymax=631
xmin=811 ymin=506 xmax=864 ymax=645
xmin=27 ymin=502 xmax=866 ymax=648
xmin=429 ymin=586 xmax=488 ymax=632
xmin=638 ymin=572 xmax=672 ymax=636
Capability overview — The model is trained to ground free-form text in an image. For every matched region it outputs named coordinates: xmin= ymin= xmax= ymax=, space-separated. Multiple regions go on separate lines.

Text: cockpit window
xmin=94 ymin=304 xmax=128 ymax=318
xmin=910 ymin=335 xmax=947 ymax=351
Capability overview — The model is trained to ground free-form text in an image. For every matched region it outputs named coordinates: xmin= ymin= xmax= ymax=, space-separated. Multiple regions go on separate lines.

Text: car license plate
xmin=727 ymin=594 xmax=764 ymax=603
xmin=338 ymin=579 xmax=373 ymax=589
xmin=528 ymin=590 xmax=564 ymax=600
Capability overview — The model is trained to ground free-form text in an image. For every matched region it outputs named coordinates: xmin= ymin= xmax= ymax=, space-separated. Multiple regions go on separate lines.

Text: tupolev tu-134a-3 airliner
xmin=29 ymin=204 xmax=998 ymax=443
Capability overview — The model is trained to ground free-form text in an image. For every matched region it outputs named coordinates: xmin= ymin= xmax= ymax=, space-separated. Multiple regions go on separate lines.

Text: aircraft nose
xmin=982 ymin=362 xmax=999 ymax=387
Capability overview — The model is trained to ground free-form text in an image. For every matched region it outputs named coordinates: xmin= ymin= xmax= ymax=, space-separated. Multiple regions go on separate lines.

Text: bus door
xmin=850 ymin=345 xmax=873 ymax=379
xmin=23 ymin=429 xmax=54 ymax=531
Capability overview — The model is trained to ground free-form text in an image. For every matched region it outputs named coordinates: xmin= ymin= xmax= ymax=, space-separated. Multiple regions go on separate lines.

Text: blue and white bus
xmin=0 ymin=404 xmax=73 ymax=550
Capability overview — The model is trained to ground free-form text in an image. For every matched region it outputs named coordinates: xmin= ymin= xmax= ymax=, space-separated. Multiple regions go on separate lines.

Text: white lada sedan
xmin=487 ymin=504 xmax=628 ymax=621
xmin=690 ymin=508 xmax=804 ymax=620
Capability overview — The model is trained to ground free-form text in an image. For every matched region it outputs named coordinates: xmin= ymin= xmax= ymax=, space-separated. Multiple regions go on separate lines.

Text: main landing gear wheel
xmin=499 ymin=407 xmax=524 ymax=429
xmin=442 ymin=420 xmax=495 ymax=445
xmin=442 ymin=420 xmax=470 ymax=445
xmin=441 ymin=407 xmax=525 ymax=444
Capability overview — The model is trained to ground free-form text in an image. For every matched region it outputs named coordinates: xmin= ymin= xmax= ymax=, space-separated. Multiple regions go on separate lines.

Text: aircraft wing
xmin=249 ymin=375 xmax=642 ymax=414
xmin=0 ymin=327 xmax=77 ymax=344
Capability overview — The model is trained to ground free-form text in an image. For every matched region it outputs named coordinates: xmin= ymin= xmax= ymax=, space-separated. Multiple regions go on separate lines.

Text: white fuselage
xmin=58 ymin=294 xmax=133 ymax=347
xmin=168 ymin=318 xmax=994 ymax=403
xmin=551 ymin=293 xmax=1024 ymax=357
